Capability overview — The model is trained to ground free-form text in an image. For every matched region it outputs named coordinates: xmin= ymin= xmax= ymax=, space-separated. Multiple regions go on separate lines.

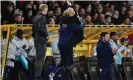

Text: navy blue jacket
xmin=96 ymin=40 xmax=114 ymax=68
xmin=58 ymin=22 xmax=83 ymax=49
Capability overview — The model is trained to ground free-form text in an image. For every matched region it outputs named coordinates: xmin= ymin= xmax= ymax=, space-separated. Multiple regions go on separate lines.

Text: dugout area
xmin=1 ymin=25 xmax=133 ymax=80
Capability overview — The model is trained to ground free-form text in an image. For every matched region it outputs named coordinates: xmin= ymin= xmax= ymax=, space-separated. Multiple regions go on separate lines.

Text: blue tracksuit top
xmin=96 ymin=40 xmax=114 ymax=68
xmin=58 ymin=23 xmax=83 ymax=48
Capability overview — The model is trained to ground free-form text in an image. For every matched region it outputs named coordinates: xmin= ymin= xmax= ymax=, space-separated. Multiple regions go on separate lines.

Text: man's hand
xmin=66 ymin=0 xmax=72 ymax=6
xmin=22 ymin=44 xmax=27 ymax=49
xmin=10 ymin=58 xmax=16 ymax=62
xmin=112 ymin=48 xmax=118 ymax=54
xmin=28 ymin=45 xmax=33 ymax=51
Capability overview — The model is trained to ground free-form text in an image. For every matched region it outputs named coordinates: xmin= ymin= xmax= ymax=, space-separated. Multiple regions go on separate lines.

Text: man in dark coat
xmin=32 ymin=4 xmax=48 ymax=80
xmin=58 ymin=7 xmax=84 ymax=80
xmin=96 ymin=32 xmax=116 ymax=80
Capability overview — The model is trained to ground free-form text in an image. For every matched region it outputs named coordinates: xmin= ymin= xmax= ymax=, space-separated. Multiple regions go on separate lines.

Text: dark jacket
xmin=96 ymin=40 xmax=114 ymax=68
xmin=32 ymin=12 xmax=48 ymax=38
xmin=58 ymin=16 xmax=83 ymax=49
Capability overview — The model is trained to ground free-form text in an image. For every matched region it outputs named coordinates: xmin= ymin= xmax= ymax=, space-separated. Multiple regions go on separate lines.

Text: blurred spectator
xmin=79 ymin=8 xmax=86 ymax=18
xmin=86 ymin=4 xmax=92 ymax=15
xmin=97 ymin=4 xmax=103 ymax=14
xmin=129 ymin=5 xmax=133 ymax=11
xmin=54 ymin=7 xmax=62 ymax=24
xmin=24 ymin=8 xmax=33 ymax=24
xmin=105 ymin=15 xmax=113 ymax=25
xmin=122 ymin=18 xmax=131 ymax=25
xmin=48 ymin=18 xmax=56 ymax=27
xmin=119 ymin=5 xmax=127 ymax=23
xmin=109 ymin=4 xmax=115 ymax=16
xmin=2 ymin=3 xmax=14 ymax=24
xmin=94 ymin=14 xmax=105 ymax=25
xmin=112 ymin=10 xmax=121 ymax=25
xmin=73 ymin=4 xmax=80 ymax=15
xmin=14 ymin=14 xmax=24 ymax=24
xmin=84 ymin=15 xmax=93 ymax=25
xmin=127 ymin=10 xmax=133 ymax=23
xmin=1 ymin=1 xmax=133 ymax=25
xmin=92 ymin=12 xmax=98 ymax=22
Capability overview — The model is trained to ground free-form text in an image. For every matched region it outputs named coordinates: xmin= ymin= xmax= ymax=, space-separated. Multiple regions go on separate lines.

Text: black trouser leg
xmin=34 ymin=38 xmax=47 ymax=78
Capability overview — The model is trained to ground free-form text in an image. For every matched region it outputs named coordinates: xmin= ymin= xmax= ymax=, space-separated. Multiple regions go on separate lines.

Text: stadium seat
xmin=78 ymin=56 xmax=88 ymax=80
xmin=45 ymin=56 xmax=54 ymax=68
xmin=112 ymin=63 xmax=123 ymax=80
xmin=87 ymin=56 xmax=98 ymax=80
xmin=71 ymin=63 xmax=86 ymax=80
xmin=123 ymin=57 xmax=133 ymax=80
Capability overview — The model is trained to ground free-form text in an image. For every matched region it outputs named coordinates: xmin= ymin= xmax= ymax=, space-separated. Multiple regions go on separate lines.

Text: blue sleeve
xmin=68 ymin=24 xmax=83 ymax=30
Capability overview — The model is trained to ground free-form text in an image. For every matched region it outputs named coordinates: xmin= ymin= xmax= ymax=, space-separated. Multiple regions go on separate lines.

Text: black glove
xmin=10 ymin=58 xmax=16 ymax=62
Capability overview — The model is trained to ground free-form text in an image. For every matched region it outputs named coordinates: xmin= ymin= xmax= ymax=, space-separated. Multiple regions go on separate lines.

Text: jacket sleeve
xmin=38 ymin=16 xmax=48 ymax=37
xmin=7 ymin=43 xmax=16 ymax=60
xmin=51 ymin=38 xmax=60 ymax=54
xmin=68 ymin=24 xmax=84 ymax=30
xmin=109 ymin=41 xmax=118 ymax=49
xmin=96 ymin=44 xmax=104 ymax=59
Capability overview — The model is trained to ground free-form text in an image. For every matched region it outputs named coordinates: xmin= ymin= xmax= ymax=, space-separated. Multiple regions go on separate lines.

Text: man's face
xmin=74 ymin=4 xmax=79 ymax=12
xmin=111 ymin=5 xmax=115 ymax=11
xmin=43 ymin=9 xmax=48 ymax=15
xmin=98 ymin=6 xmax=103 ymax=13
xmin=104 ymin=34 xmax=110 ymax=42
xmin=86 ymin=5 xmax=92 ymax=12
xmin=28 ymin=10 xmax=32 ymax=17
xmin=7 ymin=6 xmax=13 ymax=12
xmin=128 ymin=11 xmax=133 ymax=18
xmin=85 ymin=16 xmax=91 ymax=22
xmin=113 ymin=35 xmax=118 ymax=41
xmin=15 ymin=16 xmax=22 ymax=23
xmin=80 ymin=9 xmax=85 ymax=15
xmin=56 ymin=7 xmax=61 ymax=14
xmin=114 ymin=11 xmax=119 ymax=18
xmin=100 ymin=14 xmax=105 ymax=22
xmin=17 ymin=34 xmax=23 ymax=39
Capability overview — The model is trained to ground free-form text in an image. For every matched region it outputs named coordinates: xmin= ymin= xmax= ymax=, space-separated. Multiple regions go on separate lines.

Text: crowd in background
xmin=1 ymin=1 xmax=133 ymax=26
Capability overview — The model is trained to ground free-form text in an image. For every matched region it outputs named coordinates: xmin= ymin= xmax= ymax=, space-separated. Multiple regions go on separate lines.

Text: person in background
xmin=121 ymin=36 xmax=132 ymax=58
xmin=105 ymin=15 xmax=113 ymax=25
xmin=96 ymin=32 xmax=115 ymax=80
xmin=122 ymin=18 xmax=132 ymax=25
xmin=24 ymin=8 xmax=33 ymax=24
xmin=27 ymin=38 xmax=36 ymax=80
xmin=84 ymin=15 xmax=93 ymax=25
xmin=4 ymin=29 xmax=30 ymax=80
xmin=54 ymin=7 xmax=62 ymax=24
xmin=2 ymin=3 xmax=14 ymax=24
xmin=79 ymin=8 xmax=86 ymax=18
xmin=94 ymin=14 xmax=106 ymax=25
xmin=1 ymin=30 xmax=7 ymax=60
xmin=112 ymin=10 xmax=120 ymax=25
xmin=51 ymin=30 xmax=61 ymax=65
xmin=109 ymin=32 xmax=126 ymax=73
xmin=32 ymin=4 xmax=48 ymax=80
xmin=14 ymin=14 xmax=24 ymax=24
xmin=48 ymin=18 xmax=56 ymax=27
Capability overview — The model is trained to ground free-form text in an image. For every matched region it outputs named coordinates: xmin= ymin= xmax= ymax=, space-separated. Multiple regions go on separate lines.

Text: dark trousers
xmin=34 ymin=36 xmax=47 ymax=78
xmin=28 ymin=58 xmax=35 ymax=79
xmin=117 ymin=64 xmax=123 ymax=73
xmin=13 ymin=61 xmax=31 ymax=80
xmin=59 ymin=36 xmax=80 ymax=80
xmin=99 ymin=66 xmax=113 ymax=80
xmin=4 ymin=66 xmax=14 ymax=80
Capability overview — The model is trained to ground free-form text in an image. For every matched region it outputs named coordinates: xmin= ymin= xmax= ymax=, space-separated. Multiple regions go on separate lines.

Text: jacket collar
xmin=38 ymin=12 xmax=45 ymax=16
